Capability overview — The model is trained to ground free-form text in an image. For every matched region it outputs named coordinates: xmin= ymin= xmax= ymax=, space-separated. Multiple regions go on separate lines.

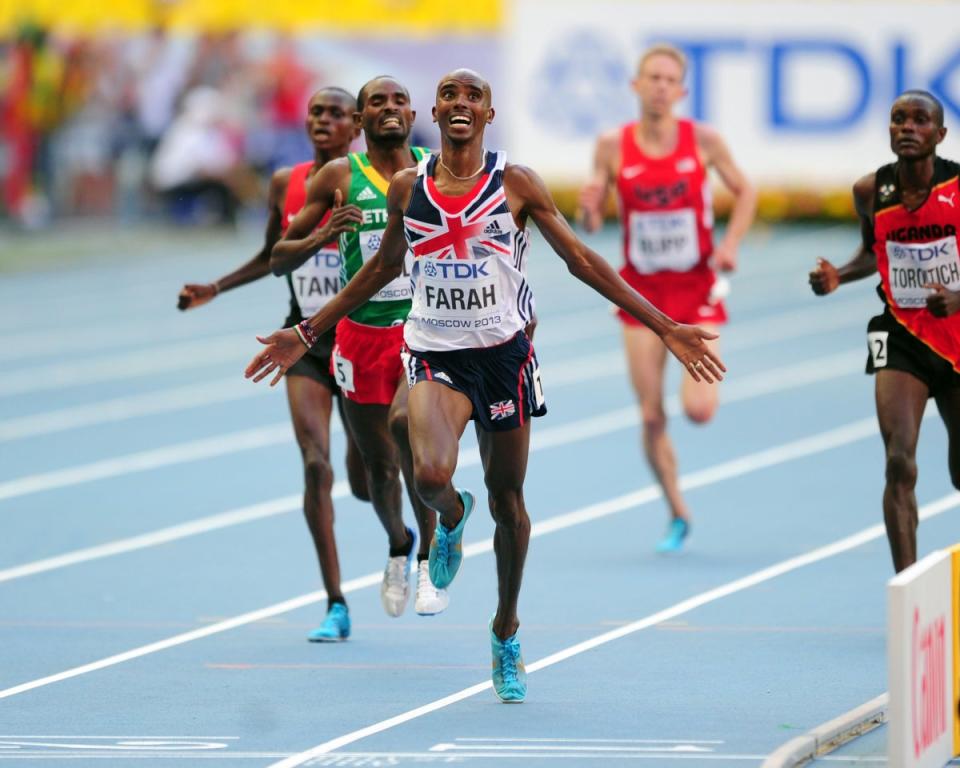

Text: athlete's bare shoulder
xmin=268 ymin=166 xmax=294 ymax=206
xmin=504 ymin=162 xmax=546 ymax=192
xmin=385 ymin=166 xmax=419 ymax=211
xmin=853 ymin=172 xmax=876 ymax=215
xmin=692 ymin=122 xmax=732 ymax=161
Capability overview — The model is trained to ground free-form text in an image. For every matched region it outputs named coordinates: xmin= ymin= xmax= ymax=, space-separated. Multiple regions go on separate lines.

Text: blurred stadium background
xmin=3 ymin=0 xmax=958 ymax=237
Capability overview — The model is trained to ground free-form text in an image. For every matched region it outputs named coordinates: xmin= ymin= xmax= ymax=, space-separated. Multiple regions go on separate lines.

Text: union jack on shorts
xmin=489 ymin=400 xmax=516 ymax=421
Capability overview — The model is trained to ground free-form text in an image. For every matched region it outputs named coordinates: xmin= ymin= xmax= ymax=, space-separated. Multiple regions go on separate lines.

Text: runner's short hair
xmin=637 ymin=43 xmax=687 ymax=79
xmin=898 ymin=89 xmax=945 ymax=127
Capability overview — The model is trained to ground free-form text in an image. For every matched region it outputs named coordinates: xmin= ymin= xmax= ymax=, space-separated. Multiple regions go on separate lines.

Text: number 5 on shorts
xmin=867 ymin=331 xmax=888 ymax=368
xmin=333 ymin=349 xmax=355 ymax=392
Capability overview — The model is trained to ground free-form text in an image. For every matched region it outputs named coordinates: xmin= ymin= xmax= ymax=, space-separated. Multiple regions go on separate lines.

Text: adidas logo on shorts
xmin=356 ymin=186 xmax=377 ymax=202
xmin=482 ymin=220 xmax=502 ymax=235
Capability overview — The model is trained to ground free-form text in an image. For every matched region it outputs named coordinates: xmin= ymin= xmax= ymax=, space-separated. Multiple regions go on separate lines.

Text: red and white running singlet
xmin=282 ymin=161 xmax=342 ymax=318
xmin=616 ymin=119 xmax=714 ymax=276
xmin=873 ymin=157 xmax=960 ymax=371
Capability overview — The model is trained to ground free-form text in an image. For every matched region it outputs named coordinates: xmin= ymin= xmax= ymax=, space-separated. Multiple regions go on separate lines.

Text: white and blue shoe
xmin=428 ymin=489 xmax=474 ymax=589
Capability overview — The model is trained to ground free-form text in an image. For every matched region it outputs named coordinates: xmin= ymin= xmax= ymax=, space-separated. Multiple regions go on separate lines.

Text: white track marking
xmin=0 ymin=331 xmax=861 ymax=442
xmin=0 ymin=334 xmax=258 ymax=398
xmin=0 ymin=321 xmax=263 ymax=364
xmin=0 ymin=424 xmax=293 ymax=503
xmin=0 ymin=378 xmax=268 ymax=442
xmin=0 ymin=291 xmax=872 ymax=403
xmin=0 ymin=416 xmax=932 ymax=701
xmin=269 ymin=491 xmax=960 ymax=768
xmin=0 ymin=349 xmax=863 ymax=503
xmin=0 ymin=494 xmax=307 ymax=583
xmin=453 ymin=738 xmax=726 ymax=744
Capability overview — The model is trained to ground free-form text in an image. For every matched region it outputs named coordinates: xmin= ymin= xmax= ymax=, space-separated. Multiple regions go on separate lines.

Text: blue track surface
xmin=2 ymin=222 xmax=958 ymax=766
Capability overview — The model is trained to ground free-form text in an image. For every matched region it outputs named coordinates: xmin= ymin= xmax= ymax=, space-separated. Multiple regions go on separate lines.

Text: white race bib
xmin=360 ymin=229 xmax=414 ymax=302
xmin=415 ymin=256 xmax=502 ymax=328
xmin=291 ymin=247 xmax=341 ymax=316
xmin=628 ymin=208 xmax=700 ymax=274
xmin=331 ymin=346 xmax=355 ymax=392
xmin=885 ymin=236 xmax=960 ymax=308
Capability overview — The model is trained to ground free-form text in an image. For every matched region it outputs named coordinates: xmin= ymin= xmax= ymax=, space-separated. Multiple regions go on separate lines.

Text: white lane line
xmin=0 ymin=348 xmax=863 ymax=504
xmin=453 ymin=738 xmax=726 ymax=744
xmin=0 ymin=378 xmax=267 ymax=443
xmin=431 ymin=744 xmax=714 ymax=753
xmin=0 ymin=414 xmax=919 ymax=700
xmin=269 ymin=491 xmax=960 ymax=768
xmin=0 ymin=321 xmax=263 ymax=364
xmin=0 ymin=424 xmax=293 ymax=503
xmin=0 ymin=335 xmax=258 ymax=398
xmin=0 ymin=494 xmax=304 ymax=584
xmin=0 ymin=288 xmax=871 ymax=403
xmin=541 ymin=293 xmax=875 ymax=360
xmin=0 ymin=320 xmax=861 ymax=442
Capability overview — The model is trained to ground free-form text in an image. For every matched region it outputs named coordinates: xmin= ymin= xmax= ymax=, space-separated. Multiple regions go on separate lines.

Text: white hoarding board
xmin=889 ymin=550 xmax=954 ymax=768
xmin=506 ymin=0 xmax=960 ymax=185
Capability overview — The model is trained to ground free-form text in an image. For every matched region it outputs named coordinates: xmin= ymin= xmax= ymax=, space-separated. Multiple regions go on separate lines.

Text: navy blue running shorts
xmin=402 ymin=332 xmax=547 ymax=432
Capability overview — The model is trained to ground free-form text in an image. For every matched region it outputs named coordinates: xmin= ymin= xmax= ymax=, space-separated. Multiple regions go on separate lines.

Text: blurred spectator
xmin=2 ymin=24 xmax=65 ymax=227
xmin=149 ymin=86 xmax=258 ymax=225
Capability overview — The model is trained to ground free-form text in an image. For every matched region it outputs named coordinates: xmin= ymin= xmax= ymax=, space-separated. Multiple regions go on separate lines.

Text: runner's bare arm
xmin=178 ymin=169 xmax=289 ymax=310
xmin=508 ymin=164 xmax=724 ymax=383
xmin=577 ymin=130 xmax=618 ymax=233
xmin=697 ymin=125 xmax=756 ymax=272
xmin=809 ymin=174 xmax=878 ymax=295
xmin=245 ymin=170 xmax=416 ymax=387
xmin=269 ymin=159 xmax=363 ymax=276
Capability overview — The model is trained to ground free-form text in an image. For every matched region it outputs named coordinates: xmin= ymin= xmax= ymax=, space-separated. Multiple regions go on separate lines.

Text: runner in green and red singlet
xmin=272 ymin=76 xmax=446 ymax=617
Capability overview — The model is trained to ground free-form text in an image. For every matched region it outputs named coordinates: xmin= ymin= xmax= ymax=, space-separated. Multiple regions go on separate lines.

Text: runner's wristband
xmin=295 ymin=319 xmax=319 ymax=349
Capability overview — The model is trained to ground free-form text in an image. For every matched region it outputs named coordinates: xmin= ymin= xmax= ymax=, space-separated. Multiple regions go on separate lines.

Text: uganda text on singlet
xmin=873 ymin=157 xmax=960 ymax=371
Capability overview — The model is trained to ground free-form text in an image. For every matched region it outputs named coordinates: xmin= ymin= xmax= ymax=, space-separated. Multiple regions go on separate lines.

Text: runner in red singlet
xmin=810 ymin=90 xmax=960 ymax=572
xmin=177 ymin=88 xmax=369 ymax=640
xmin=578 ymin=43 xmax=756 ymax=552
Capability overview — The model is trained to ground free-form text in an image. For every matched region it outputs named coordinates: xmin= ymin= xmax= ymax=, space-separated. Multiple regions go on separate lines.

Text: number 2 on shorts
xmin=867 ymin=331 xmax=889 ymax=368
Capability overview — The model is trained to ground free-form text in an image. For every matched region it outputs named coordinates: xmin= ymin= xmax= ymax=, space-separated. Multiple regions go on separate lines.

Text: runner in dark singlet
xmin=810 ymin=90 xmax=960 ymax=572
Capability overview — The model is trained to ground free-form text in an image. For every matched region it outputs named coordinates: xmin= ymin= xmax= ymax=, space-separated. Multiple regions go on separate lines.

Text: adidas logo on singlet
xmin=482 ymin=220 xmax=502 ymax=235
xmin=356 ymin=186 xmax=377 ymax=202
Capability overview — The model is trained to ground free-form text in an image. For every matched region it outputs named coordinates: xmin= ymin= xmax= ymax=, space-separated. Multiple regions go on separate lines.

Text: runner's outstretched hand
xmin=809 ymin=258 xmax=840 ymax=295
xmin=662 ymin=325 xmax=725 ymax=383
xmin=245 ymin=328 xmax=307 ymax=386
xmin=178 ymin=283 xmax=218 ymax=310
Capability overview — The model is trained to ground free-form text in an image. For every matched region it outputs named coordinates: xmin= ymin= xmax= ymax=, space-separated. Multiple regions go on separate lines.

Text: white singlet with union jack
xmin=402 ymin=150 xmax=534 ymax=351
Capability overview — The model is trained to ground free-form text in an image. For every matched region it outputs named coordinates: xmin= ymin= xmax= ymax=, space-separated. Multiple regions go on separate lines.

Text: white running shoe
xmin=381 ymin=530 xmax=415 ymax=617
xmin=415 ymin=559 xmax=449 ymax=615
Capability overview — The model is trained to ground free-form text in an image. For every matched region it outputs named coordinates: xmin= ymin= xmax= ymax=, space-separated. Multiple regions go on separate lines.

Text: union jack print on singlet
xmin=402 ymin=150 xmax=535 ymax=351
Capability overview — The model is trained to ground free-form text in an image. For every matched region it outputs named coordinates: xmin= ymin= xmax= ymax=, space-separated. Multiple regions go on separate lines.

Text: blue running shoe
xmin=655 ymin=517 xmax=690 ymax=553
xmin=490 ymin=619 xmax=527 ymax=703
xmin=428 ymin=489 xmax=474 ymax=589
xmin=307 ymin=603 xmax=350 ymax=642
